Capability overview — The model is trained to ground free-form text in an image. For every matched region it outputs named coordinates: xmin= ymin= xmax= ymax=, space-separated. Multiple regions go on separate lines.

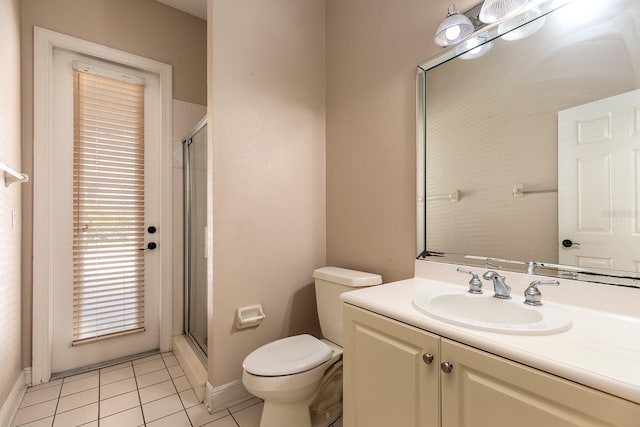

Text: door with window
xmin=49 ymin=48 xmax=162 ymax=373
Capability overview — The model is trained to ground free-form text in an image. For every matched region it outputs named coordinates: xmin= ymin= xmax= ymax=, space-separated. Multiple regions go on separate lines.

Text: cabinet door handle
xmin=440 ymin=362 xmax=453 ymax=373
xmin=422 ymin=353 xmax=434 ymax=364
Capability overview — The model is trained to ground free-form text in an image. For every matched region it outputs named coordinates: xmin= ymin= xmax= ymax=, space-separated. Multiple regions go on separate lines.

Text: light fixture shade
xmin=479 ymin=0 xmax=528 ymax=23
xmin=500 ymin=8 xmax=546 ymax=41
xmin=434 ymin=5 xmax=475 ymax=47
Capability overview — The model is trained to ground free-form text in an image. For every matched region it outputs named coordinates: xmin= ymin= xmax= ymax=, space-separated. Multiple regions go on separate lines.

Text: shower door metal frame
xmin=182 ymin=116 xmax=208 ymax=363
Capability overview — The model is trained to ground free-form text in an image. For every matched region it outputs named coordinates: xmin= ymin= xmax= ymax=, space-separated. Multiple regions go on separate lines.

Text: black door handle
xmin=562 ymin=239 xmax=580 ymax=248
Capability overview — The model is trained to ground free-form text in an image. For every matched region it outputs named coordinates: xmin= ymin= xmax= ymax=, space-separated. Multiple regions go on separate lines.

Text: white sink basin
xmin=413 ymin=290 xmax=572 ymax=335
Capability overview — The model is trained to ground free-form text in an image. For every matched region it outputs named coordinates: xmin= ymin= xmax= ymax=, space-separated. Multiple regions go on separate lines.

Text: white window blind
xmin=72 ymin=68 xmax=146 ymax=345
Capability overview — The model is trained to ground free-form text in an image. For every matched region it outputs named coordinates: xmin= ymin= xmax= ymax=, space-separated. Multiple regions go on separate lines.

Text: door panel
xmin=50 ymin=48 xmax=161 ymax=373
xmin=343 ymin=305 xmax=440 ymax=427
xmin=441 ymin=339 xmax=640 ymax=427
xmin=558 ymin=89 xmax=640 ymax=272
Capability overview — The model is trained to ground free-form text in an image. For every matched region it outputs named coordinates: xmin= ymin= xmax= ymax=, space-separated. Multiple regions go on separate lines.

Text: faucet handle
xmin=456 ymin=267 xmax=483 ymax=294
xmin=524 ymin=280 xmax=559 ymax=306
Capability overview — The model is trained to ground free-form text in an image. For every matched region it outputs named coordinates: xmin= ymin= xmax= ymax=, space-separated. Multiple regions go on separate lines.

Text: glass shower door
xmin=183 ymin=118 xmax=208 ymax=357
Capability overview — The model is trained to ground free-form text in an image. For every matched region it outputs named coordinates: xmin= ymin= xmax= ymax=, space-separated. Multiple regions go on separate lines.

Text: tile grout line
xmin=227 ymin=409 xmax=241 ymax=427
xmin=97 ymin=367 xmax=101 ymax=425
xmin=132 ymin=361 xmax=147 ymax=426
xmin=49 ymin=375 xmax=64 ymax=427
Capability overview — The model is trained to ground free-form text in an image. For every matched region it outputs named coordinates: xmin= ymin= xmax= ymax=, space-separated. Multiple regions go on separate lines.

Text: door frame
xmin=32 ymin=27 xmax=173 ymax=385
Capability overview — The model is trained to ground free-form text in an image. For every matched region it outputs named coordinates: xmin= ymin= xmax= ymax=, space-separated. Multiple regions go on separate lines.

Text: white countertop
xmin=341 ymin=260 xmax=640 ymax=405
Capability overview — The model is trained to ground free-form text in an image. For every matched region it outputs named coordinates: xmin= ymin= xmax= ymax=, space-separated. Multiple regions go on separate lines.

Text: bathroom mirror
xmin=417 ymin=0 xmax=640 ymax=287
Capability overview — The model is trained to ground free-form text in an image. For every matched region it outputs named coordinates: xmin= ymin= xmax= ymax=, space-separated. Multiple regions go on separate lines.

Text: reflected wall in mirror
xmin=417 ymin=0 xmax=640 ymax=286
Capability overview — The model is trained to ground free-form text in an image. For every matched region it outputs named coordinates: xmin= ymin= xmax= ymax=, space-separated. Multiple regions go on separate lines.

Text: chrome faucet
xmin=482 ymin=271 xmax=511 ymax=299
xmin=456 ymin=267 xmax=483 ymax=294
xmin=524 ymin=280 xmax=560 ymax=306
xmin=524 ymin=261 xmax=538 ymax=275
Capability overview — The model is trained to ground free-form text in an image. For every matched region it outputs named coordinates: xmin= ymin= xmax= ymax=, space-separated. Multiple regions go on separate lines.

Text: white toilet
xmin=242 ymin=266 xmax=382 ymax=427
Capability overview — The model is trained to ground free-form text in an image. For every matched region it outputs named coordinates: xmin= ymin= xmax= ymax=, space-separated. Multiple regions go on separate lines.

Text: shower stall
xmin=183 ymin=117 xmax=208 ymax=359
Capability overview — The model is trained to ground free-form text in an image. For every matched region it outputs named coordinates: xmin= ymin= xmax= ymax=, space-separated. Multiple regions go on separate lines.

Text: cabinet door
xmin=343 ymin=304 xmax=440 ymax=427
xmin=441 ymin=338 xmax=640 ymax=427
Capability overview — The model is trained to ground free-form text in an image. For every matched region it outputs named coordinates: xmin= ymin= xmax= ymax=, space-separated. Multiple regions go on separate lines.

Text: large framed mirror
xmin=417 ymin=0 xmax=640 ymax=287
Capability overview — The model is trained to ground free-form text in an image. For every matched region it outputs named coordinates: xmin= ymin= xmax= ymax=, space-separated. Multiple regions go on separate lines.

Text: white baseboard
xmin=206 ymin=379 xmax=253 ymax=413
xmin=0 ymin=369 xmax=27 ymax=426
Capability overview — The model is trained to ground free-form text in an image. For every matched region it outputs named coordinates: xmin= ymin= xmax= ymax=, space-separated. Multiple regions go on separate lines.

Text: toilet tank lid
xmin=313 ymin=266 xmax=382 ymax=287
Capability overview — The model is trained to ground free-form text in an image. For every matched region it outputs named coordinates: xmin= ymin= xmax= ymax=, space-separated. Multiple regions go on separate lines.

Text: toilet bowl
xmin=241 ymin=267 xmax=382 ymax=427
xmin=243 ymin=336 xmax=343 ymax=427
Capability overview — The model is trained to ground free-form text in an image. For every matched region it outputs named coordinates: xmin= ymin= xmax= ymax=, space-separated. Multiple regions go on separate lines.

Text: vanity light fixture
xmin=479 ymin=0 xmax=528 ymax=23
xmin=434 ymin=4 xmax=475 ymax=47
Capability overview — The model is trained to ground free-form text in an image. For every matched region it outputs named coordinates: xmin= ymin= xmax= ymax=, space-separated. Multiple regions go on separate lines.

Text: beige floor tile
xmin=178 ymin=389 xmax=199 ymax=409
xmin=138 ymin=379 xmax=177 ymax=404
xmin=99 ymin=390 xmax=140 ymax=418
xmin=231 ymin=401 xmax=262 ymax=427
xmin=100 ymin=365 xmax=134 ymax=385
xmin=52 ymin=402 xmax=98 ymax=427
xmin=186 ymin=404 xmax=229 ymax=427
xmin=13 ymin=415 xmax=53 ymax=427
xmin=12 ymin=400 xmax=57 ymax=426
xmin=99 ymin=406 xmax=144 ymax=427
xmin=161 ymin=355 xmax=179 ymax=368
xmin=145 ymin=410 xmax=192 ymax=427
xmin=133 ymin=359 xmax=166 ymax=376
xmin=99 ymin=362 xmax=132 ymax=374
xmin=172 ymin=376 xmax=192 ymax=393
xmin=60 ymin=376 xmax=98 ymax=397
xmin=227 ymin=397 xmax=261 ymax=414
xmin=20 ymin=385 xmax=61 ymax=408
xmin=203 ymin=415 xmax=239 ymax=427
xmin=99 ymin=377 xmax=137 ymax=400
xmin=78 ymin=422 xmax=98 ymax=427
xmin=26 ymin=380 xmax=62 ymax=394
xmin=62 ymin=371 xmax=98 ymax=384
xmin=167 ymin=364 xmax=184 ymax=379
xmin=56 ymin=388 xmax=98 ymax=414
xmin=132 ymin=354 xmax=162 ymax=365
xmin=142 ymin=394 xmax=184 ymax=422
xmin=135 ymin=368 xmax=171 ymax=389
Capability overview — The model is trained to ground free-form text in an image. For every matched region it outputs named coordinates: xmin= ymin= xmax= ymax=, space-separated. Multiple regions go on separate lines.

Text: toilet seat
xmin=243 ymin=334 xmax=333 ymax=376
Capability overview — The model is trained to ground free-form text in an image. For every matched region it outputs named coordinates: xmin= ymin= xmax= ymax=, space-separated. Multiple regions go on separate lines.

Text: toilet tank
xmin=313 ymin=267 xmax=382 ymax=346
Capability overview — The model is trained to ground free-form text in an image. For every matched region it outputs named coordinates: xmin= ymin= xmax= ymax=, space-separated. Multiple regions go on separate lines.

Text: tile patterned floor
xmin=13 ymin=352 xmax=343 ymax=427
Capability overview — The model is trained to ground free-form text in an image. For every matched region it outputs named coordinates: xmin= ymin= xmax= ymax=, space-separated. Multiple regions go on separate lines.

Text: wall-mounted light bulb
xmin=434 ymin=4 xmax=474 ymax=47
xmin=459 ymin=37 xmax=494 ymax=59
xmin=445 ymin=25 xmax=462 ymax=41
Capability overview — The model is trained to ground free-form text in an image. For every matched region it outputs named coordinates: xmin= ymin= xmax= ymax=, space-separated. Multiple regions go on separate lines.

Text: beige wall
xmin=0 ymin=0 xmax=23 ymax=408
xmin=325 ymin=0 xmax=468 ymax=282
xmin=209 ymin=0 xmax=326 ymax=386
xmin=20 ymin=0 xmax=206 ymax=367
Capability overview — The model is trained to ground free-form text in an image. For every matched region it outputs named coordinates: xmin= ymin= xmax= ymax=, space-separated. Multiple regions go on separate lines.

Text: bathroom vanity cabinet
xmin=343 ymin=304 xmax=640 ymax=427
